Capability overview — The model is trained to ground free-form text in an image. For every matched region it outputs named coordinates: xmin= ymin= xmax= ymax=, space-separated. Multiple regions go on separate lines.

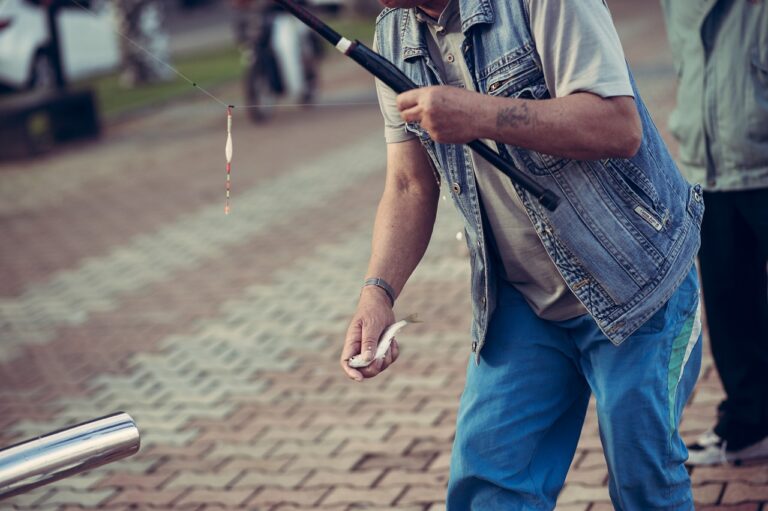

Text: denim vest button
xmin=471 ymin=341 xmax=478 ymax=352
xmin=447 ymin=53 xmax=455 ymax=63
xmin=452 ymin=182 xmax=462 ymax=195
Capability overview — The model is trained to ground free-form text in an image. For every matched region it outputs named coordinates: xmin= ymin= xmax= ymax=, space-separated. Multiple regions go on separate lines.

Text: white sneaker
xmin=686 ymin=430 xmax=768 ymax=466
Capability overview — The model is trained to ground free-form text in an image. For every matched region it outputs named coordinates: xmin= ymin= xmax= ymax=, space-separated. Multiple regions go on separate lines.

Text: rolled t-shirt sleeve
xmin=373 ymin=34 xmax=417 ymax=144
xmin=527 ymin=0 xmax=634 ymax=99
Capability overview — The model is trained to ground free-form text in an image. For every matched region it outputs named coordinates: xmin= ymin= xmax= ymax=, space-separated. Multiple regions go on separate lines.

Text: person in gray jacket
xmin=661 ymin=0 xmax=768 ymax=465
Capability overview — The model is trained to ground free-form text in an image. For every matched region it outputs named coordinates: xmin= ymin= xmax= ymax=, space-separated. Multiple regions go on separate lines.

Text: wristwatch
xmin=362 ymin=277 xmax=396 ymax=306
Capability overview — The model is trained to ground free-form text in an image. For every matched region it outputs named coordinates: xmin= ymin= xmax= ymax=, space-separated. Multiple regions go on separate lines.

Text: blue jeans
xmin=447 ymin=265 xmax=702 ymax=510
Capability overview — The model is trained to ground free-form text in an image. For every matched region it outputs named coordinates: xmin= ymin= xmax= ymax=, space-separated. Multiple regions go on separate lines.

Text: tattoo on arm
xmin=496 ymin=102 xmax=538 ymax=129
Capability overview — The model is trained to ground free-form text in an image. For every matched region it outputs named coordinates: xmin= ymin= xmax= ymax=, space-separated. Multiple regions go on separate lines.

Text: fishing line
xmin=64 ymin=0 xmax=377 ymax=214
xmin=68 ymin=0 xmax=230 ymax=107
xmin=66 ymin=0 xmax=377 ymax=110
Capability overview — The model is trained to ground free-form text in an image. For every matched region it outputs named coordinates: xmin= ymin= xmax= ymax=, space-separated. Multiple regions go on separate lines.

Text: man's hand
xmin=398 ymin=86 xmax=641 ymax=160
xmin=341 ymin=286 xmax=400 ymax=382
xmin=397 ymin=86 xmax=484 ymax=144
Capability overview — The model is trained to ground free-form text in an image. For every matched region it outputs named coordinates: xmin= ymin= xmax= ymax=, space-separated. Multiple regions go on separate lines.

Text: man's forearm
xmin=480 ymin=93 xmax=642 ymax=160
xmin=396 ymin=87 xmax=642 ymax=160
xmin=364 ymin=179 xmax=439 ymax=302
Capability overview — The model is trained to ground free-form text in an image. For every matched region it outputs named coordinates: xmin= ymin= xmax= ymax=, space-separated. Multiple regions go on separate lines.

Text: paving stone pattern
xmin=1 ymin=1 xmax=766 ymax=510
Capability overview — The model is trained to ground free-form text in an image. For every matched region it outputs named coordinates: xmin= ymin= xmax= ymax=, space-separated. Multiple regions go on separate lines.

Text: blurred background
xmin=0 ymin=0 xmax=379 ymax=151
xmin=0 ymin=0 xmax=766 ymax=510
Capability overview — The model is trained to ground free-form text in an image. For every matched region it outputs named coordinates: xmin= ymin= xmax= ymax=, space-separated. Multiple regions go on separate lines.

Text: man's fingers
xmin=384 ymin=346 xmax=393 ymax=366
xmin=361 ymin=317 xmax=386 ymax=363
xmin=399 ymin=106 xmax=422 ymax=124
xmin=359 ymin=359 xmax=382 ymax=378
xmin=344 ymin=365 xmax=364 ymax=382
xmin=340 ymin=344 xmax=363 ymax=382
xmin=341 ymin=322 xmax=364 ymax=381
xmin=396 ymin=89 xmax=420 ymax=111
xmin=354 ymin=317 xmax=385 ymax=380
xmin=381 ymin=344 xmax=394 ymax=370
xmin=373 ymin=338 xmax=400 ymax=373
xmin=382 ymin=339 xmax=399 ymax=369
xmin=346 ymin=339 xmax=400 ymax=380
xmin=340 ymin=306 xmax=396 ymax=382
xmin=360 ymin=333 xmax=379 ymax=363
xmin=342 ymin=321 xmax=362 ymax=358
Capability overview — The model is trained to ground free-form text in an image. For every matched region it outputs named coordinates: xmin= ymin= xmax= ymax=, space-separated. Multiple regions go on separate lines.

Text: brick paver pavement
xmin=1 ymin=1 xmax=766 ymax=510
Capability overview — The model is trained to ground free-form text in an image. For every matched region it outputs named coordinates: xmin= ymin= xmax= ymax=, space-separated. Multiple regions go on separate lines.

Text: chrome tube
xmin=0 ymin=412 xmax=140 ymax=500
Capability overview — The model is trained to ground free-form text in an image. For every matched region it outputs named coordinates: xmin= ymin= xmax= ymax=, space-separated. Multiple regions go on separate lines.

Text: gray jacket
xmin=661 ymin=0 xmax=768 ymax=191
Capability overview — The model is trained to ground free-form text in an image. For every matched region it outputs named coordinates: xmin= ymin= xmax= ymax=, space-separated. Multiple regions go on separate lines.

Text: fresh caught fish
xmin=347 ymin=314 xmax=420 ymax=368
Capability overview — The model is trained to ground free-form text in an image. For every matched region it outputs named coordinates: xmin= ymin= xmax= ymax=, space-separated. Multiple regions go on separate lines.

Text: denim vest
xmin=375 ymin=0 xmax=704 ymax=357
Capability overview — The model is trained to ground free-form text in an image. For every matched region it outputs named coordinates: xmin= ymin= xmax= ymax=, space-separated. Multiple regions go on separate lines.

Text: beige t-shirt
xmin=375 ymin=0 xmax=633 ymax=321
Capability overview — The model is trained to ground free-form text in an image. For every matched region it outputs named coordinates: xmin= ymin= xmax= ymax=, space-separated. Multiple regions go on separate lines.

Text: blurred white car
xmin=0 ymin=0 xmax=120 ymax=91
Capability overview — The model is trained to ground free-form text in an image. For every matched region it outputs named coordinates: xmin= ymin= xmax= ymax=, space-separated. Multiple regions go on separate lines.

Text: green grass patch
xmin=78 ymin=45 xmax=242 ymax=118
xmin=328 ymin=15 xmax=376 ymax=45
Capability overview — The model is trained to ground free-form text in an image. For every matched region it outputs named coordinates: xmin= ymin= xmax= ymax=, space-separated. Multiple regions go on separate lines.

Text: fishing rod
xmin=272 ymin=0 xmax=560 ymax=211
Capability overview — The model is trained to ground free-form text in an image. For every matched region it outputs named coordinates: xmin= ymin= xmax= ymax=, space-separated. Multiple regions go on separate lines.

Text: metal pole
xmin=0 ymin=412 xmax=140 ymax=500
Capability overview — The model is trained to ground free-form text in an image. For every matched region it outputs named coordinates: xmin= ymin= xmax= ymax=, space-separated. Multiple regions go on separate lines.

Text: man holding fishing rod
xmin=339 ymin=0 xmax=704 ymax=508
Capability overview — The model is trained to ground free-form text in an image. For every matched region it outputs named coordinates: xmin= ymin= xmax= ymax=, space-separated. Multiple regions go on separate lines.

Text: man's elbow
xmin=610 ymin=101 xmax=643 ymax=159
xmin=590 ymin=126 xmax=641 ymax=160
xmin=614 ymin=123 xmax=642 ymax=159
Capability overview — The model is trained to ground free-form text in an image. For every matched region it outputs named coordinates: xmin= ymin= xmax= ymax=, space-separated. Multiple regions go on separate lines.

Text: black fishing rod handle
xmin=467 ymin=141 xmax=560 ymax=210
xmin=349 ymin=44 xmax=416 ymax=93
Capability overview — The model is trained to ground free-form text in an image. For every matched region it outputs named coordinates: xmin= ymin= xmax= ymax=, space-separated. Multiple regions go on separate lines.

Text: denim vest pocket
xmin=557 ymin=160 xmax=676 ymax=290
xmin=479 ymin=43 xmax=537 ymax=90
xmin=603 ymin=159 xmax=667 ymax=230
xmin=484 ymin=59 xmax=540 ymax=97
xmin=586 ymin=162 xmax=669 ymax=255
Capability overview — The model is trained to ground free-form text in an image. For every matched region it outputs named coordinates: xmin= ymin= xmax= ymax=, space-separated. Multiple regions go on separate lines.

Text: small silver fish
xmin=347 ymin=314 xmax=420 ymax=368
